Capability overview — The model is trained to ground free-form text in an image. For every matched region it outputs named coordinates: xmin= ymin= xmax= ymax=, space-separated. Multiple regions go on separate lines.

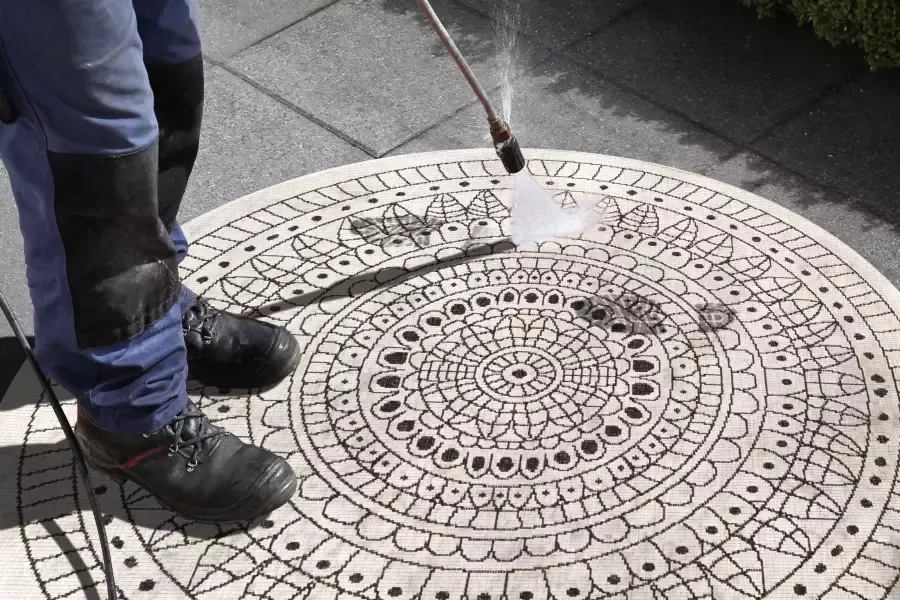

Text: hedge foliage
xmin=741 ymin=0 xmax=900 ymax=69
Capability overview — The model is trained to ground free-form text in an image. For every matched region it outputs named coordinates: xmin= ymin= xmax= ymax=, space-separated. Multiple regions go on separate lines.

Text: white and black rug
xmin=2 ymin=149 xmax=899 ymax=600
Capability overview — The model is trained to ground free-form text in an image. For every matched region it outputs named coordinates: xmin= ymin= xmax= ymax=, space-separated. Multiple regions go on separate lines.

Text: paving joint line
xmin=380 ymin=94 xmax=488 ymax=157
xmin=696 ymin=148 xmax=743 ymax=177
xmin=446 ymin=0 xmax=657 ymax=55
xmin=753 ymin=149 xmax=899 ymax=225
xmin=573 ymin=0 xmax=659 ymax=42
xmin=575 ymin=65 xmax=745 ymax=150
xmin=209 ymin=59 xmax=379 ymax=158
xmin=219 ymin=0 xmax=345 ymax=61
xmin=745 ymin=68 xmax=869 ymax=148
xmin=383 ymin=48 xmax=564 ymax=157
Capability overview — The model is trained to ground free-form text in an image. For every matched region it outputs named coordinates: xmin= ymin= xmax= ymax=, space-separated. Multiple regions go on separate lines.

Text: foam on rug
xmin=2 ymin=149 xmax=899 ymax=600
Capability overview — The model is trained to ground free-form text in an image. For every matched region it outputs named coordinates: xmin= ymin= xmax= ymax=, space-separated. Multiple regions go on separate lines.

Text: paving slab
xmin=181 ymin=64 xmax=369 ymax=222
xmin=389 ymin=56 xmax=736 ymax=174
xmin=753 ymin=70 xmax=900 ymax=223
xmin=707 ymin=151 xmax=900 ymax=289
xmin=199 ymin=0 xmax=335 ymax=60
xmin=226 ymin=0 xmax=551 ymax=156
xmin=454 ymin=0 xmax=647 ymax=49
xmin=568 ymin=0 xmax=865 ymax=144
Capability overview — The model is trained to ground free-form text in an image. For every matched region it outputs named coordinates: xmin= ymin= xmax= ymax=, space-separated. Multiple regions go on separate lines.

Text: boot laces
xmin=183 ymin=298 xmax=219 ymax=345
xmin=146 ymin=406 xmax=224 ymax=472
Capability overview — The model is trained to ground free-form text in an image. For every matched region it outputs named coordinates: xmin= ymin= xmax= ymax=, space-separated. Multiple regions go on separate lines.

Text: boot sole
xmin=79 ymin=433 xmax=298 ymax=523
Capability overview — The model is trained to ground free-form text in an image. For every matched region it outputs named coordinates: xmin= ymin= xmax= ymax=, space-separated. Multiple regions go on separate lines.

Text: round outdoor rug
xmin=1 ymin=149 xmax=900 ymax=600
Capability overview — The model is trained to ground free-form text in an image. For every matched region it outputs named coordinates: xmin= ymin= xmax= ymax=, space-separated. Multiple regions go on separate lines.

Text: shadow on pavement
xmin=0 ymin=335 xmax=29 ymax=408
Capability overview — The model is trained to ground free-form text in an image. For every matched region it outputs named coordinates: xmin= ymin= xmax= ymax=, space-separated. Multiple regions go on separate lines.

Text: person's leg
xmin=134 ymin=0 xmax=203 ymax=313
xmin=0 ymin=0 xmax=186 ymax=435
xmin=133 ymin=0 xmax=302 ymax=389
xmin=135 ymin=0 xmax=202 ymax=250
xmin=0 ymin=0 xmax=296 ymax=522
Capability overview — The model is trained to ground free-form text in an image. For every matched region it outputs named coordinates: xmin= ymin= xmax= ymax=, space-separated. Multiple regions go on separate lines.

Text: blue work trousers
xmin=0 ymin=0 xmax=203 ymax=433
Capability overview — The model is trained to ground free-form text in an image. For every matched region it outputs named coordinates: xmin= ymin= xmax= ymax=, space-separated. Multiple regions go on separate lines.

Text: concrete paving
xmin=1 ymin=0 xmax=897 ymax=395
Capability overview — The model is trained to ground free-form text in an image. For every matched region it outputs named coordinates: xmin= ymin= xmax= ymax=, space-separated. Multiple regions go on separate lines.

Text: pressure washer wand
xmin=414 ymin=0 xmax=526 ymax=174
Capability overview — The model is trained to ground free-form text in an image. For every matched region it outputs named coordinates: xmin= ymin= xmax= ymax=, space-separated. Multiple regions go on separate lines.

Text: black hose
xmin=0 ymin=288 xmax=117 ymax=600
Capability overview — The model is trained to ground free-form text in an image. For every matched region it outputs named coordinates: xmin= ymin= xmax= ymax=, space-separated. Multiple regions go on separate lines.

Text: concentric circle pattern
xmin=2 ymin=150 xmax=900 ymax=600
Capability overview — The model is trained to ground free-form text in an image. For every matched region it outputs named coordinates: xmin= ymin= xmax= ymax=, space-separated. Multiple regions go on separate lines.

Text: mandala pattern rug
xmin=2 ymin=149 xmax=900 ymax=600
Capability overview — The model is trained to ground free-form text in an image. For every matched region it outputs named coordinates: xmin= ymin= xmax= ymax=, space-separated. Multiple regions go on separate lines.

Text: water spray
xmin=414 ymin=0 xmax=526 ymax=174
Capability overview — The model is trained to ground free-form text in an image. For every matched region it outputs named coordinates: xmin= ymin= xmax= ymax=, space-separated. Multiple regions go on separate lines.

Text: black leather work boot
xmin=182 ymin=298 xmax=301 ymax=389
xmin=76 ymin=401 xmax=297 ymax=523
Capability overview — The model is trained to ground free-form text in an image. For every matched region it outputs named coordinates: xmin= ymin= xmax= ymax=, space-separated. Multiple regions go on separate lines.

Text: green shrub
xmin=741 ymin=0 xmax=900 ymax=69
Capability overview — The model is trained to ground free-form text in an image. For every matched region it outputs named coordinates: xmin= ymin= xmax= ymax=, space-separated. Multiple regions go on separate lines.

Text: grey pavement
xmin=1 ymin=0 xmax=898 ymax=395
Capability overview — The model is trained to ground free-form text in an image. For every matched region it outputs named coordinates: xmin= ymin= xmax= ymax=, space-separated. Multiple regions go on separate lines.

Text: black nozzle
xmin=496 ymin=135 xmax=526 ymax=174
